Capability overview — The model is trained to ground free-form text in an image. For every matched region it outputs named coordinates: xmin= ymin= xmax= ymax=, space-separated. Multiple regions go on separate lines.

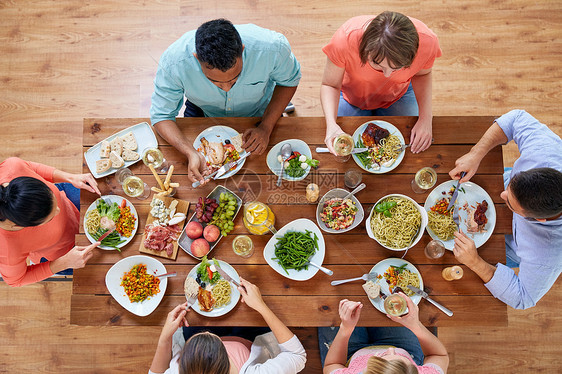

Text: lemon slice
xmin=246 ymin=211 xmax=255 ymax=224
xmin=252 ymin=205 xmax=266 ymax=214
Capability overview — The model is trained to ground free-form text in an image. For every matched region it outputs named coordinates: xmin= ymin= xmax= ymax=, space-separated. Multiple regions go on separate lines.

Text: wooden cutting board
xmin=138 ymin=196 xmax=190 ymax=260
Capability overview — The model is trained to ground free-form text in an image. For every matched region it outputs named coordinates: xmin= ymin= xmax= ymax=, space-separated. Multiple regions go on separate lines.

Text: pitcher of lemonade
xmin=243 ymin=201 xmax=276 ymax=235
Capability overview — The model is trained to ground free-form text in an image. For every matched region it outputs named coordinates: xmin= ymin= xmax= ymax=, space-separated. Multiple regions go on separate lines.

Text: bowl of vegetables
xmin=84 ymin=195 xmax=138 ymax=250
xmin=263 ymin=218 xmax=326 ymax=281
xmin=266 ymin=139 xmax=319 ymax=182
xmin=316 ymin=188 xmax=364 ymax=233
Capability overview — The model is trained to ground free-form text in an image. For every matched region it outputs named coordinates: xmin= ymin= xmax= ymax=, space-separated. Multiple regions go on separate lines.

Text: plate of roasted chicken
xmin=193 ymin=125 xmax=246 ymax=179
xmin=351 ymin=120 xmax=406 ymax=174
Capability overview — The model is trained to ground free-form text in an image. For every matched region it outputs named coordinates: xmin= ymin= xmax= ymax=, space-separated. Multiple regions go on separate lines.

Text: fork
xmin=185 ymin=294 xmax=197 ymax=312
xmin=452 ymin=204 xmax=460 ymax=230
xmin=331 ymin=272 xmax=378 ymax=286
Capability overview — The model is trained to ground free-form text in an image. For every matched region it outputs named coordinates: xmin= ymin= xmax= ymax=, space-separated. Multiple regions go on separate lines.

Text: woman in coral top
xmin=321 ymin=296 xmax=448 ymax=374
xmin=322 ymin=11 xmax=442 ymax=154
xmin=0 ymin=157 xmax=101 ymax=287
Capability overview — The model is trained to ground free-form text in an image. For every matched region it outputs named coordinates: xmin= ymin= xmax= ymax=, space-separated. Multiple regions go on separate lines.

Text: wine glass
xmin=116 ymin=167 xmax=150 ymax=200
xmin=142 ymin=147 xmax=169 ymax=173
xmin=411 ymin=167 xmax=437 ymax=193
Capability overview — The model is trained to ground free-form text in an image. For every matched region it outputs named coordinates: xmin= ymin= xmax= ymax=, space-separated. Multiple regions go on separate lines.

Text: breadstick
xmin=149 ymin=164 xmax=165 ymax=190
xmin=151 ymin=187 xmax=164 ymax=193
xmin=169 ymin=182 xmax=180 ymax=188
xmin=164 ymin=165 xmax=175 ymax=189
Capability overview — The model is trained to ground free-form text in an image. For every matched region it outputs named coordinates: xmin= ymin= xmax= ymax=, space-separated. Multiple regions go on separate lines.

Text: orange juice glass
xmin=243 ymin=201 xmax=275 ymax=235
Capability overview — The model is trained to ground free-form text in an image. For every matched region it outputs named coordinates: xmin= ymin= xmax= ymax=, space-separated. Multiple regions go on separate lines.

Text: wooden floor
xmin=1 ymin=0 xmax=561 ymax=372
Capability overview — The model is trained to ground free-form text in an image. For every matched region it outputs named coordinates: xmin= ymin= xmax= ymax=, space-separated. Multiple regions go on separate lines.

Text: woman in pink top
xmin=0 ymin=157 xmax=100 ymax=286
xmin=149 ymin=278 xmax=306 ymax=374
xmin=321 ymin=295 xmax=448 ymax=374
xmin=321 ymin=12 xmax=442 ymax=154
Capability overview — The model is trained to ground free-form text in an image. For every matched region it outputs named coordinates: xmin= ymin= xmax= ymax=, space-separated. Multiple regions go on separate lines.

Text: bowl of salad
xmin=316 ymin=188 xmax=364 ymax=233
xmin=266 ymin=139 xmax=319 ymax=182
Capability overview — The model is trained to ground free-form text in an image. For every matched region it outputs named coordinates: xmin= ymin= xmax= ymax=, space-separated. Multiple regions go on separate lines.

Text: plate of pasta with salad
xmin=352 ymin=120 xmax=406 ymax=174
xmin=184 ymin=257 xmax=241 ymax=317
xmin=424 ymin=180 xmax=496 ymax=250
xmin=367 ymin=258 xmax=423 ymax=314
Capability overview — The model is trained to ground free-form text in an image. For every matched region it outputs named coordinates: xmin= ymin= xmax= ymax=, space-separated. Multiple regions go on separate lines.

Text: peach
xmin=203 ymin=224 xmax=221 ymax=242
xmin=191 ymin=238 xmax=210 ymax=257
xmin=185 ymin=221 xmax=203 ymax=239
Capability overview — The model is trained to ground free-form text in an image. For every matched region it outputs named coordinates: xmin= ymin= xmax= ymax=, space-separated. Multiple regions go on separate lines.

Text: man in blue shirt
xmin=150 ymin=19 xmax=301 ymax=184
xmin=449 ymin=110 xmax=562 ymax=309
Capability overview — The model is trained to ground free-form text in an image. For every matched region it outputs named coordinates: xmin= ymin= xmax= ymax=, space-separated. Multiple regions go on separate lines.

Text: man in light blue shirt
xmin=449 ymin=110 xmax=562 ymax=309
xmin=150 ymin=19 xmax=301 ymax=184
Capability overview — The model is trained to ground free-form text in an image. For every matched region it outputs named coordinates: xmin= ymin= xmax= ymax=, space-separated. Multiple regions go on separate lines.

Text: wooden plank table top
xmin=72 ymin=116 xmax=509 ymax=327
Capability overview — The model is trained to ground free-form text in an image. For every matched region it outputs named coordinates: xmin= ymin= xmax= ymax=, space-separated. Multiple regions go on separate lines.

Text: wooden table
xmin=72 ymin=116 xmax=509 ymax=327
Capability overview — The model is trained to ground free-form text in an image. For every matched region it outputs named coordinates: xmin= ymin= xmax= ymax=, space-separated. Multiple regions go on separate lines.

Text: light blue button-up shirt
xmin=485 ymin=110 xmax=562 ymax=309
xmin=150 ymin=24 xmax=301 ymax=125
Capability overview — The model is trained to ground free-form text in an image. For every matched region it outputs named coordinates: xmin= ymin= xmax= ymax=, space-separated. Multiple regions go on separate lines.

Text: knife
xmin=215 ymin=265 xmax=241 ymax=288
xmin=407 ymin=285 xmax=453 ymax=317
xmin=97 ymin=227 xmax=115 ymax=242
xmin=214 ymin=151 xmax=251 ymax=179
xmin=446 ymin=171 xmax=467 ymax=211
xmin=315 ymin=147 xmax=368 ymax=154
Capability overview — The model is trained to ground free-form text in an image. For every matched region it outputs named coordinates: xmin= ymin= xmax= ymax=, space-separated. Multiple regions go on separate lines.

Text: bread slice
xmin=96 ymin=159 xmax=112 ymax=174
xmin=121 ymin=132 xmax=137 ymax=151
xmin=362 ymin=281 xmax=381 ymax=299
xmin=122 ymin=149 xmax=139 ymax=162
xmin=109 ymin=150 xmax=125 ymax=168
xmin=99 ymin=140 xmax=111 ymax=158
xmin=110 ymin=137 xmax=123 ymax=156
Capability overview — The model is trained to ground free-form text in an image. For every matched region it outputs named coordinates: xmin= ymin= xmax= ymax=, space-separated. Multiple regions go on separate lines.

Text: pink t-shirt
xmin=221 ymin=336 xmax=252 ymax=371
xmin=323 ymin=15 xmax=442 ymax=109
xmin=330 ymin=346 xmax=444 ymax=374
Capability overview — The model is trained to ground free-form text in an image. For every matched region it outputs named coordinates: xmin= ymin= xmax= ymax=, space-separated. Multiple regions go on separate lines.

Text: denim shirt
xmin=485 ymin=110 xmax=562 ymax=309
xmin=150 ymin=24 xmax=301 ymax=125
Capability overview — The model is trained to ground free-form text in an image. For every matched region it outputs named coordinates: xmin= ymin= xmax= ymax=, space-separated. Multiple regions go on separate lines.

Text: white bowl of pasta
xmin=366 ymin=194 xmax=428 ymax=251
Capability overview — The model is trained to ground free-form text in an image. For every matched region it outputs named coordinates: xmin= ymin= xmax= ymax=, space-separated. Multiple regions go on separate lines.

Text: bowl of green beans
xmin=263 ymin=218 xmax=326 ymax=281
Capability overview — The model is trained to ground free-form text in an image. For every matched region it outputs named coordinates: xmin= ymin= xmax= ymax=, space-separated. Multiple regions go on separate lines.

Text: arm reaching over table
xmin=409 ymin=68 xmax=434 ymax=153
xmin=320 ymin=57 xmax=346 ymax=155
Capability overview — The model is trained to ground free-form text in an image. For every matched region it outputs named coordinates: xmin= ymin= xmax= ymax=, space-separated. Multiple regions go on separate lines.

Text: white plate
xmin=365 ymin=194 xmax=428 ymax=251
xmin=84 ymin=195 xmax=139 ymax=250
xmin=367 ymin=258 xmax=423 ymax=314
xmin=351 ymin=120 xmax=406 ymax=174
xmin=263 ymin=218 xmax=326 ymax=281
xmin=316 ymin=188 xmax=364 ymax=233
xmin=105 ymin=255 xmax=167 ymax=317
xmin=424 ymin=180 xmax=496 ymax=250
xmin=84 ymin=122 xmax=158 ymax=178
xmin=193 ymin=125 xmax=246 ymax=179
xmin=186 ymin=260 xmax=241 ymax=317
xmin=266 ymin=139 xmax=312 ymax=182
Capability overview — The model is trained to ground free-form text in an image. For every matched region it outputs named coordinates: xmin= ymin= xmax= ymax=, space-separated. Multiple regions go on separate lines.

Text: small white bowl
xmin=316 ymin=188 xmax=364 ymax=233
xmin=266 ymin=139 xmax=312 ymax=182
xmin=365 ymin=194 xmax=428 ymax=251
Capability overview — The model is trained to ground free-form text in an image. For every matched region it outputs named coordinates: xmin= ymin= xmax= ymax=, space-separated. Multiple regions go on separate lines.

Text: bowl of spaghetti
xmin=366 ymin=194 xmax=428 ymax=251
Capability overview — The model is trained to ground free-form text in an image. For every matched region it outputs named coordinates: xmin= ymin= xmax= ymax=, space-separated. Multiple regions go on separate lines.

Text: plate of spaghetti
xmin=185 ymin=257 xmax=240 ymax=317
xmin=366 ymin=194 xmax=428 ymax=251
xmin=367 ymin=258 xmax=423 ymax=314
xmin=352 ymin=120 xmax=406 ymax=174
xmin=424 ymin=180 xmax=496 ymax=250
xmin=105 ymin=255 xmax=167 ymax=316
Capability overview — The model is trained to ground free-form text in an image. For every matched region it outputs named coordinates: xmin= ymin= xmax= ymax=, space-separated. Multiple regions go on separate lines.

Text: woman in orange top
xmin=0 ymin=157 xmax=101 ymax=287
xmin=322 ymin=12 xmax=442 ymax=154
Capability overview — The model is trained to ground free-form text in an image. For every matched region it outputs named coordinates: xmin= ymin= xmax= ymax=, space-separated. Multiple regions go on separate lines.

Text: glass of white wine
xmin=411 ymin=167 xmax=437 ymax=194
xmin=142 ymin=147 xmax=169 ymax=173
xmin=117 ymin=168 xmax=150 ymax=200
xmin=333 ymin=133 xmax=353 ymax=163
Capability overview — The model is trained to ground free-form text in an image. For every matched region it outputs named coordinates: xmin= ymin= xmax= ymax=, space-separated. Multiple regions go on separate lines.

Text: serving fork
xmin=185 ymin=293 xmax=197 ymax=312
xmin=331 ymin=272 xmax=378 ymax=286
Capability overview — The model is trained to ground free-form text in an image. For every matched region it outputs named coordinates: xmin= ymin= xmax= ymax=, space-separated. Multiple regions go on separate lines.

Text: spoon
xmin=307 ymin=261 xmax=333 ymax=276
xmin=343 ymin=183 xmax=366 ymax=200
xmin=277 ymin=143 xmax=292 ymax=187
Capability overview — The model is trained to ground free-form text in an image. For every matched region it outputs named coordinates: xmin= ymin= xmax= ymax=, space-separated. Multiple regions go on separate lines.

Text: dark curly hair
xmin=195 ymin=19 xmax=243 ymax=72
xmin=509 ymin=167 xmax=562 ymax=219
xmin=0 ymin=176 xmax=54 ymax=227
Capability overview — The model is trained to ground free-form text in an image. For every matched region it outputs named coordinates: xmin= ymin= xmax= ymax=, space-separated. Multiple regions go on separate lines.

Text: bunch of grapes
xmin=195 ymin=197 xmax=218 ymax=223
xmin=210 ymin=192 xmax=237 ymax=236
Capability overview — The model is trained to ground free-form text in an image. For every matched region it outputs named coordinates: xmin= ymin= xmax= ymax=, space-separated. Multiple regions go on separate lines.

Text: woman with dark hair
xmin=149 ymin=278 xmax=307 ymax=374
xmin=321 ymin=11 xmax=442 ymax=154
xmin=321 ymin=296 xmax=448 ymax=374
xmin=0 ymin=157 xmax=101 ymax=286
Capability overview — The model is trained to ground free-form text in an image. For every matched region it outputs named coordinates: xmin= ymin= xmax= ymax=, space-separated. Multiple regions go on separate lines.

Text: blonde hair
xmin=359 ymin=11 xmax=419 ymax=69
xmin=365 ymin=355 xmax=418 ymax=374
xmin=179 ymin=332 xmax=230 ymax=374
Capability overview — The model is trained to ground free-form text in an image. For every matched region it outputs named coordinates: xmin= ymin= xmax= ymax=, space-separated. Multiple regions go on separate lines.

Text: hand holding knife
xmin=192 ymin=151 xmax=251 ymax=188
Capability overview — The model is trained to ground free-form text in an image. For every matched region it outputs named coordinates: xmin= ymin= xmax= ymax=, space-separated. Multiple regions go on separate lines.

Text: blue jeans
xmin=318 ymin=326 xmax=425 ymax=367
xmin=182 ymin=326 xmax=270 ymax=342
xmin=183 ymin=98 xmax=205 ymax=117
xmin=55 ymin=183 xmax=80 ymax=211
xmin=337 ymin=84 xmax=419 ymax=117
